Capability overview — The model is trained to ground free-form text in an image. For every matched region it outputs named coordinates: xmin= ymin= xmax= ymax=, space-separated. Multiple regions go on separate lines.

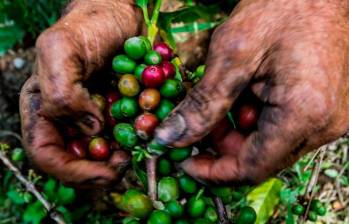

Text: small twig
xmin=0 ymin=151 xmax=66 ymax=224
xmin=300 ymin=147 xmax=326 ymax=223
xmin=213 ymin=197 xmax=231 ymax=224
xmin=146 ymin=155 xmax=158 ymax=201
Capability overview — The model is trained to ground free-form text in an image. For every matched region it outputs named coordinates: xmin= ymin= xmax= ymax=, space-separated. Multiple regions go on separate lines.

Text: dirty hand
xmin=155 ymin=0 xmax=349 ymax=184
xmin=20 ymin=0 xmax=142 ymax=187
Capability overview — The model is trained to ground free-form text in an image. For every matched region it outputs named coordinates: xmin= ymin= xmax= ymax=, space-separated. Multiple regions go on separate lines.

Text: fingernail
xmin=77 ymin=114 xmax=102 ymax=135
xmin=155 ymin=112 xmax=187 ymax=146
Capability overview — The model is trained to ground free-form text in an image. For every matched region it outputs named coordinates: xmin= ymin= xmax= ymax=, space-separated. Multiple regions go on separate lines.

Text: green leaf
xmin=285 ymin=205 xmax=295 ymax=224
xmin=23 ymin=200 xmax=46 ymax=224
xmin=57 ymin=184 xmax=76 ymax=205
xmin=0 ymin=24 xmax=24 ymax=56
xmin=324 ymin=168 xmax=338 ymax=178
xmin=7 ymin=189 xmax=25 ymax=205
xmin=170 ymin=21 xmax=223 ymax=33
xmin=132 ymin=157 xmax=148 ymax=188
xmin=56 ymin=206 xmax=73 ymax=223
xmin=247 ymin=178 xmax=283 ymax=224
xmin=280 ymin=188 xmax=298 ymax=205
xmin=43 ymin=178 xmax=57 ymax=201
xmin=171 ymin=57 xmax=183 ymax=82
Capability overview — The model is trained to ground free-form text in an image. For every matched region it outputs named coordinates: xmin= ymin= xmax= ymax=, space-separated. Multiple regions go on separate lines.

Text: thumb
xmin=155 ymin=30 xmax=259 ymax=147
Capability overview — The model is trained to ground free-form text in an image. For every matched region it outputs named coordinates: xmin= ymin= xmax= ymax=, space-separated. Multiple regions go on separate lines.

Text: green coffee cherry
xmin=316 ymin=206 xmax=326 ymax=216
xmin=160 ymin=79 xmax=184 ymax=99
xmin=204 ymin=206 xmax=218 ymax=222
xmin=168 ymin=147 xmax=192 ymax=162
xmin=158 ymin=158 xmax=172 ymax=176
xmin=175 ymin=220 xmax=190 ymax=224
xmin=155 ymin=99 xmax=175 ymax=121
xmin=292 ymin=204 xmax=304 ymax=215
xmin=113 ymin=123 xmax=138 ymax=148
xmin=236 ymin=206 xmax=257 ymax=224
xmin=187 ymin=196 xmax=206 ymax=218
xmin=134 ymin=64 xmax=147 ymax=81
xmin=308 ymin=211 xmax=317 ymax=222
xmin=193 ymin=219 xmax=212 ymax=224
xmin=158 ymin=177 xmax=179 ymax=202
xmin=144 ymin=50 xmax=162 ymax=65
xmin=124 ymin=36 xmax=148 ymax=60
xmin=179 ymin=175 xmax=198 ymax=194
xmin=113 ymin=55 xmax=136 ymax=73
xmin=165 ymin=200 xmax=184 ymax=218
xmin=120 ymin=97 xmax=139 ymax=118
xmin=11 ymin=148 xmax=25 ymax=162
xmin=147 ymin=210 xmax=171 ymax=224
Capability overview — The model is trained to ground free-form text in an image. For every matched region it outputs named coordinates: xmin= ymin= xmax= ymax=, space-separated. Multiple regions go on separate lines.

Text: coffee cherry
xmin=238 ymin=104 xmax=258 ymax=130
xmin=316 ymin=206 xmax=326 ymax=216
xmin=187 ymin=197 xmax=206 ymax=218
xmin=139 ymin=89 xmax=161 ymax=111
xmin=155 ymin=99 xmax=175 ymax=121
xmin=165 ymin=200 xmax=184 ymax=218
xmin=308 ymin=211 xmax=317 ymax=222
xmin=158 ymin=176 xmax=179 ymax=202
xmin=161 ymin=61 xmax=176 ymax=79
xmin=89 ymin=137 xmax=109 ymax=161
xmin=236 ymin=206 xmax=257 ymax=224
xmin=160 ymin=79 xmax=184 ymax=99
xmin=91 ymin=94 xmax=106 ymax=111
xmin=67 ymin=138 xmax=89 ymax=159
xmin=135 ymin=64 xmax=147 ymax=81
xmin=124 ymin=36 xmax=148 ymax=60
xmin=168 ymin=147 xmax=192 ymax=162
xmin=158 ymin=158 xmax=172 ymax=176
xmin=292 ymin=204 xmax=304 ymax=215
xmin=120 ymin=97 xmax=139 ymax=118
xmin=110 ymin=100 xmax=123 ymax=119
xmin=178 ymin=175 xmax=197 ymax=194
xmin=134 ymin=113 xmax=159 ymax=140
xmin=118 ymin=74 xmax=140 ymax=97
xmin=147 ymin=210 xmax=171 ymax=224
xmin=144 ymin=50 xmax=162 ymax=65
xmin=11 ymin=148 xmax=25 ymax=162
xmin=105 ymin=90 xmax=120 ymax=104
xmin=153 ymin=42 xmax=173 ymax=61
xmin=142 ymin=65 xmax=165 ymax=88
xmin=113 ymin=123 xmax=138 ymax=148
xmin=204 ymin=206 xmax=218 ymax=223
xmin=112 ymin=55 xmax=136 ymax=73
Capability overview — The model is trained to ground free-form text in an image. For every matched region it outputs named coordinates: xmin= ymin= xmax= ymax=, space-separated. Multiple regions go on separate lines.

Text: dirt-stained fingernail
xmin=155 ymin=112 xmax=187 ymax=146
xmin=77 ymin=114 xmax=102 ymax=135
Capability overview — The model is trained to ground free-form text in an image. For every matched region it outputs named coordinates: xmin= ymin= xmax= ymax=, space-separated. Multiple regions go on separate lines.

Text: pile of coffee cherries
xmin=65 ymin=36 xmax=258 ymax=224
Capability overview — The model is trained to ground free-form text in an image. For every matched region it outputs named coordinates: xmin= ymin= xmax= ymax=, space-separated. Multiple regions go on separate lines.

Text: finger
xmin=35 ymin=0 xmax=142 ymax=135
xmin=155 ymin=20 xmax=264 ymax=147
xmin=182 ymin=104 xmax=306 ymax=184
xmin=20 ymin=77 xmax=129 ymax=188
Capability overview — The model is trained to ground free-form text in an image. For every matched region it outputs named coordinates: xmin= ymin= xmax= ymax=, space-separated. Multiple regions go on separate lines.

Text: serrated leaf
xmin=247 ymin=178 xmax=283 ymax=224
xmin=7 ymin=189 xmax=25 ymax=205
xmin=23 ymin=200 xmax=46 ymax=224
xmin=43 ymin=178 xmax=57 ymax=201
xmin=57 ymin=184 xmax=75 ymax=205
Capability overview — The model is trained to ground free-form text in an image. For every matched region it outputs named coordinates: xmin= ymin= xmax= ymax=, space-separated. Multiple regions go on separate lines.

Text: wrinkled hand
xmin=20 ymin=0 xmax=142 ymax=187
xmin=156 ymin=0 xmax=349 ymax=184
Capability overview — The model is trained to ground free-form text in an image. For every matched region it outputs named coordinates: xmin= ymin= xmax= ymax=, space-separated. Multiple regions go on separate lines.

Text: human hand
xmin=20 ymin=0 xmax=142 ymax=187
xmin=155 ymin=0 xmax=349 ymax=184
